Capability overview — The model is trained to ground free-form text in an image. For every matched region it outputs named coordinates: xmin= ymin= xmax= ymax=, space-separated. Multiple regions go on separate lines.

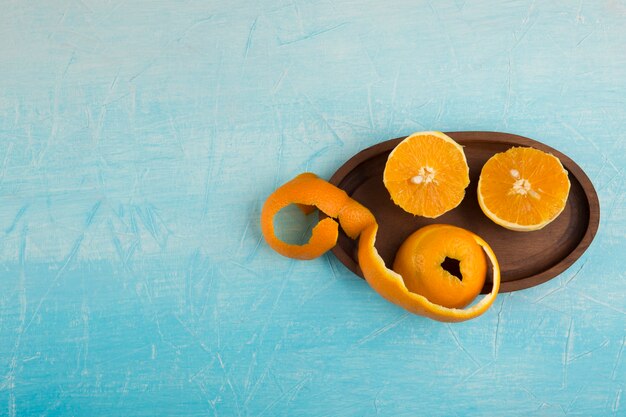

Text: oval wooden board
xmin=326 ymin=131 xmax=600 ymax=293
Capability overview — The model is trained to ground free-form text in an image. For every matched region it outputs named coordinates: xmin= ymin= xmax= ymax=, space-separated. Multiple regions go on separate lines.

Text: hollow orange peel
xmin=393 ymin=224 xmax=488 ymax=309
xmin=260 ymin=173 xmax=375 ymax=260
xmin=261 ymin=173 xmax=501 ymax=322
xmin=358 ymin=222 xmax=500 ymax=322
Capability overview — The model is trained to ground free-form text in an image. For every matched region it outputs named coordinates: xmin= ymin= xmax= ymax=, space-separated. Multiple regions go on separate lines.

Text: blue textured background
xmin=1 ymin=1 xmax=625 ymax=416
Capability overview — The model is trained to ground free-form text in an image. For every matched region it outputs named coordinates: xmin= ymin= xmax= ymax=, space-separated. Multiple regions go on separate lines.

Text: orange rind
xmin=393 ymin=224 xmax=488 ymax=309
xmin=358 ymin=223 xmax=500 ymax=322
xmin=261 ymin=174 xmax=501 ymax=322
xmin=260 ymin=173 xmax=375 ymax=260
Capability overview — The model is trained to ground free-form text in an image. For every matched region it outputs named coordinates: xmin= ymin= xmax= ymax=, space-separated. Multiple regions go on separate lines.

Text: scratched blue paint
xmin=0 ymin=0 xmax=624 ymax=416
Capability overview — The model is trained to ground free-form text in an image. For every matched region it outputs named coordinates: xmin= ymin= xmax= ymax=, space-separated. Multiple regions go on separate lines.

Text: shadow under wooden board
xmin=326 ymin=131 xmax=600 ymax=293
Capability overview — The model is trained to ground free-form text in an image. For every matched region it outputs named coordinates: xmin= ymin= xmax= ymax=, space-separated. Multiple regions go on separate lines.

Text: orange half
xmin=478 ymin=147 xmax=571 ymax=231
xmin=383 ymin=131 xmax=470 ymax=218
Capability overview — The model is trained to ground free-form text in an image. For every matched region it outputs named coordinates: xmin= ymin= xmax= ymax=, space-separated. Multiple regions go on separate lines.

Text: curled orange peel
xmin=261 ymin=173 xmax=501 ymax=321
xmin=358 ymin=223 xmax=500 ymax=322
xmin=260 ymin=173 xmax=375 ymax=260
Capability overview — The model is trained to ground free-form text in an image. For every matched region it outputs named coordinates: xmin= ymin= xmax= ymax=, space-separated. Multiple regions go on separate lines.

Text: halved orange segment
xmin=478 ymin=147 xmax=570 ymax=231
xmin=383 ymin=131 xmax=470 ymax=218
xmin=393 ymin=224 xmax=487 ymax=309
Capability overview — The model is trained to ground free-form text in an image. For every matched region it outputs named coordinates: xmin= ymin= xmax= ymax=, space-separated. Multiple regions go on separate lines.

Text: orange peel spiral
xmin=260 ymin=173 xmax=375 ymax=260
xmin=358 ymin=223 xmax=500 ymax=322
xmin=261 ymin=173 xmax=501 ymax=322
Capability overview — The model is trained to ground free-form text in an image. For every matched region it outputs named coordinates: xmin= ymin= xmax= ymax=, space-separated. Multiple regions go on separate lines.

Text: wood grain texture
xmin=0 ymin=1 xmax=624 ymax=416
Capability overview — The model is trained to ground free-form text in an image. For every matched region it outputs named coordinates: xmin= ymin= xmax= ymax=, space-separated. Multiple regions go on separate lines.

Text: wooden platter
xmin=326 ymin=131 xmax=600 ymax=293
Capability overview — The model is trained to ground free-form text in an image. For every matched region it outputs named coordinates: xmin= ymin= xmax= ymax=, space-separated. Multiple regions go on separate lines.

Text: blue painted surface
xmin=0 ymin=1 xmax=624 ymax=415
